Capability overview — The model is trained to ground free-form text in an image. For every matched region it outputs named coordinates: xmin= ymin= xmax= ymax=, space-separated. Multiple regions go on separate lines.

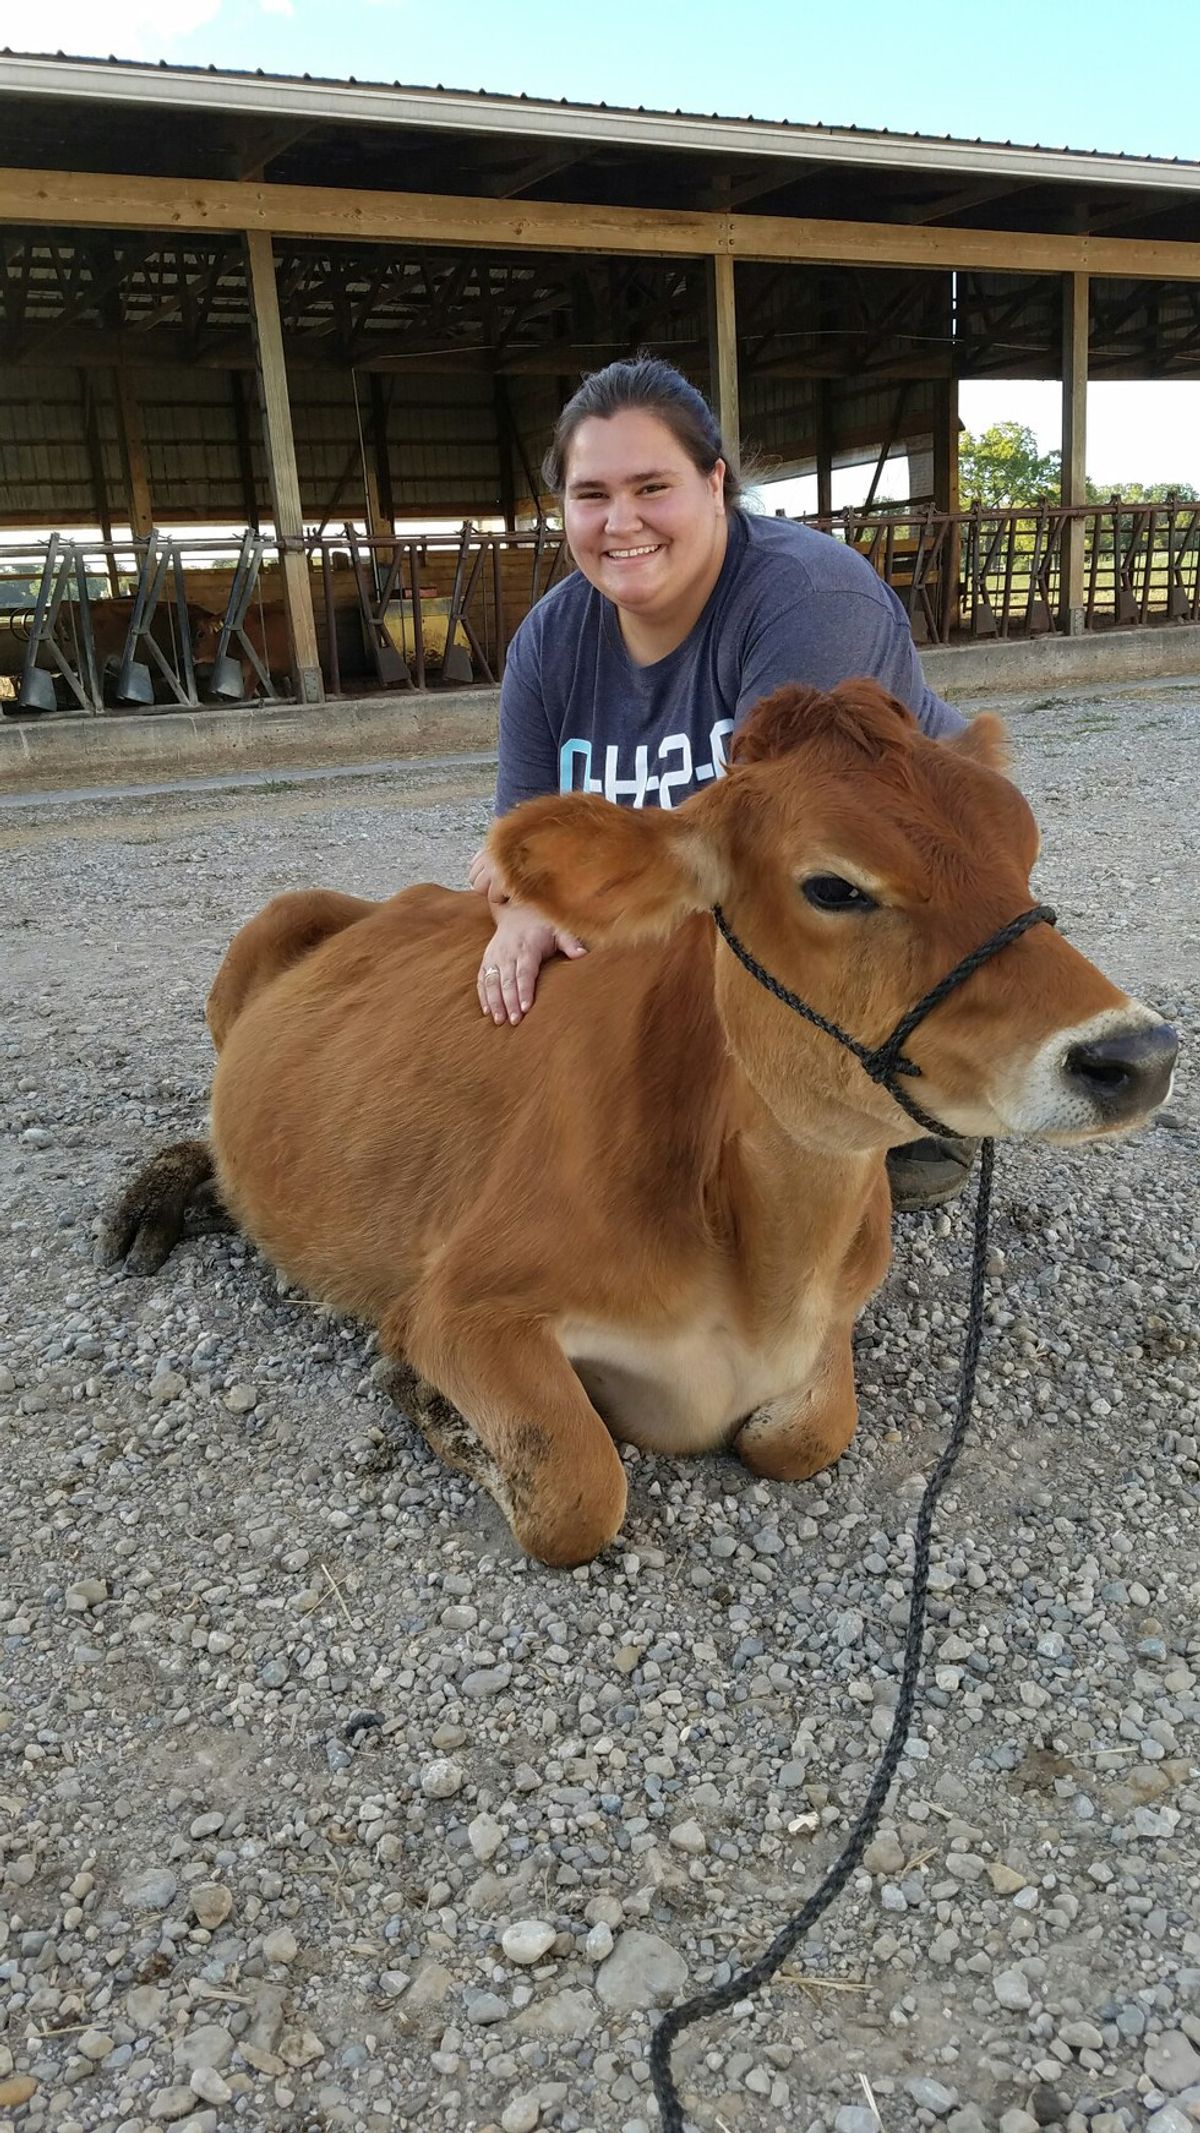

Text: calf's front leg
xmin=380 ymin=1298 xmax=627 ymax=1568
xmin=734 ymin=1327 xmax=859 ymax=1481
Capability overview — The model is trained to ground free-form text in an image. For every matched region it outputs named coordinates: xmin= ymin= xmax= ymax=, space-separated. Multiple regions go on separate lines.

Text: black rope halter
xmin=649 ymin=898 xmax=1057 ymax=2133
xmin=712 ymin=901 xmax=1057 ymax=1140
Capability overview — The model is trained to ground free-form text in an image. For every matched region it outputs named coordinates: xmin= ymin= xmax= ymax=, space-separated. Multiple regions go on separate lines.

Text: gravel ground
xmin=1 ymin=677 xmax=1198 ymax=2133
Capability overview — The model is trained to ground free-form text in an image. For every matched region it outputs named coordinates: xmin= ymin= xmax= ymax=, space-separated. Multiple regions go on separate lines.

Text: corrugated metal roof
xmin=1 ymin=49 xmax=1198 ymax=192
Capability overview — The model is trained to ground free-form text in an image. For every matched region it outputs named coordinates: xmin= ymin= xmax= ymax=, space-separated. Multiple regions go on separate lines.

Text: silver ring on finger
xmin=482 ymin=964 xmax=501 ymax=980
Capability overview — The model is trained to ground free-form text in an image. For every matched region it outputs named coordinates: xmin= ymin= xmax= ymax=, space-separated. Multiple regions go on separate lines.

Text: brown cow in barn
xmin=61 ymin=598 xmax=192 ymax=690
xmin=102 ymin=681 xmax=1178 ymax=1565
xmin=191 ymin=600 xmax=291 ymax=690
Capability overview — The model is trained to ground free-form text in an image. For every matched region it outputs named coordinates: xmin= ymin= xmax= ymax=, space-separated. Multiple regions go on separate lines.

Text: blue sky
xmin=4 ymin=0 xmax=1199 ymax=489
xmin=19 ymin=0 xmax=1197 ymax=161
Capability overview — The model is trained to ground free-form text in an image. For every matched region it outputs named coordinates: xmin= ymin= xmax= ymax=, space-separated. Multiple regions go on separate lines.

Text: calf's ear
xmin=488 ymin=791 xmax=727 ymax=946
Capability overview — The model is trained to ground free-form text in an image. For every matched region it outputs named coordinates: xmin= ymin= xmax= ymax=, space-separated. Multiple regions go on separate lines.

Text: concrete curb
xmin=3 ymin=623 xmax=1199 ymax=792
xmin=923 ymin=623 xmax=1200 ymax=696
xmin=0 ymin=687 xmax=502 ymax=793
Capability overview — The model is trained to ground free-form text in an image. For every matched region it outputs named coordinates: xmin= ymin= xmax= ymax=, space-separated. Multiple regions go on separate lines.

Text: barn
xmin=2 ymin=50 xmax=1199 ymax=712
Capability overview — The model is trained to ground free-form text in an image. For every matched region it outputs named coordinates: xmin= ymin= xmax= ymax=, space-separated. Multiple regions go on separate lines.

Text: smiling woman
xmin=470 ymin=355 xmax=966 ymax=1038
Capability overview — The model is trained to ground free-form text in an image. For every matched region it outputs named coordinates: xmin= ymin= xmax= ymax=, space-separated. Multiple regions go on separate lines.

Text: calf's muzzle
xmin=1063 ymin=1020 xmax=1179 ymax=1124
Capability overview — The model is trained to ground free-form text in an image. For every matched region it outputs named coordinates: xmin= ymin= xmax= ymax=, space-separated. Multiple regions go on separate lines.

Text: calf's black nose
xmin=1064 ymin=1021 xmax=1179 ymax=1121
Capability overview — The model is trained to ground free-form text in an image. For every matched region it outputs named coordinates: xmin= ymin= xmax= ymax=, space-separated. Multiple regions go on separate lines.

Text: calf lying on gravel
xmin=102 ymin=681 xmax=1177 ymax=1565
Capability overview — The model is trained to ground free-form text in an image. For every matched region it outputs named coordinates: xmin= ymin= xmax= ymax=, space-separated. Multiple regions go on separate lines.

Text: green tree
xmin=1084 ymin=478 xmax=1199 ymax=504
xmin=959 ymin=423 xmax=1062 ymax=507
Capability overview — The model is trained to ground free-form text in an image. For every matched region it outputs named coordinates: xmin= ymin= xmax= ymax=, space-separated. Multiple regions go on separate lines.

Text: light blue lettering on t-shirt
xmin=558 ymin=719 xmax=736 ymax=808
xmin=559 ymin=737 xmax=594 ymax=793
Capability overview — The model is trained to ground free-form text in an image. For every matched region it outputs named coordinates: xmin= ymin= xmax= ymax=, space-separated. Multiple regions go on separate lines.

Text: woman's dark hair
xmin=542 ymin=354 xmax=745 ymax=508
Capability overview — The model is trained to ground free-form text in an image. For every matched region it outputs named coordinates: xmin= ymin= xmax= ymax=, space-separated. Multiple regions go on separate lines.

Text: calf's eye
xmin=802 ymin=875 xmax=877 ymax=913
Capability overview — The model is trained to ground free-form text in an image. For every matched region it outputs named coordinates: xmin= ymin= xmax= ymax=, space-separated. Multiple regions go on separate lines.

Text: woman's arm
xmin=494 ymin=616 xmax=562 ymax=811
xmin=470 ymin=613 xmax=587 ymax=1024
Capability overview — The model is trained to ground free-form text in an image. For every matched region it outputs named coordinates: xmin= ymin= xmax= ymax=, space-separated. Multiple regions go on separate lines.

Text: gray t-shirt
xmin=495 ymin=508 xmax=964 ymax=814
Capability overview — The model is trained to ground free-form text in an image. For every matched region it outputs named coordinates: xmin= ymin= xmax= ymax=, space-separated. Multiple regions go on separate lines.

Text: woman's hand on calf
xmin=477 ymin=903 xmax=586 ymax=1025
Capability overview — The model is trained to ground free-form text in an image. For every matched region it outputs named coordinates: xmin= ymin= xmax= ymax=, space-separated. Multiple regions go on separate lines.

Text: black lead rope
xmin=649 ymin=902 xmax=1056 ymax=2133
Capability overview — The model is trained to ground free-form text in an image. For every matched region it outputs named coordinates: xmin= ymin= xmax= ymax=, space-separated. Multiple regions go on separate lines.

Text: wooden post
xmin=815 ymin=381 xmax=834 ymax=519
xmin=933 ymin=374 xmax=961 ymax=635
xmin=707 ymin=253 xmax=740 ymax=460
xmin=230 ymin=371 xmax=260 ymax=531
xmin=112 ymin=368 xmax=153 ymax=538
xmin=1061 ymin=271 xmax=1089 ymax=636
xmin=243 ymin=230 xmax=324 ymax=703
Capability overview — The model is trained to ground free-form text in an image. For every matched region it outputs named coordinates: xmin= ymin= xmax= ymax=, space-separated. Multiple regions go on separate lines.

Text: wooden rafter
xmin=128 ymin=250 xmax=234 ymax=337
xmin=729 ymin=160 xmax=834 ymax=210
xmin=234 ymin=122 xmax=319 ymax=183
xmin=900 ymin=177 xmax=1034 ymax=225
xmin=1085 ymin=188 xmax=1191 ymax=236
xmin=15 ymin=235 xmax=151 ymax=358
xmin=483 ymin=148 xmax=583 ymax=199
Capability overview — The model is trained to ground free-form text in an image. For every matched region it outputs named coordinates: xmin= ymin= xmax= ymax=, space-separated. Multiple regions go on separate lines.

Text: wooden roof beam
xmin=3 ymin=168 xmax=1200 ymax=282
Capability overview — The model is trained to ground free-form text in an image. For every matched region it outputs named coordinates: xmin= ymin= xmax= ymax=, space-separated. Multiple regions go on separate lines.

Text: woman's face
xmin=561 ymin=409 xmax=727 ymax=622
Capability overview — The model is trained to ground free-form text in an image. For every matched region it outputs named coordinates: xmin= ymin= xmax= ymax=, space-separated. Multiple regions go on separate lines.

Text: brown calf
xmin=103 ymin=682 xmax=1177 ymax=1565
xmin=191 ymin=600 xmax=291 ymax=685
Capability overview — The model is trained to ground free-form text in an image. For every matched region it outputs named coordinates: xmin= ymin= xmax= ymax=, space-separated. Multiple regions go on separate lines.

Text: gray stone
xmin=906 ymin=2078 xmax=959 ymax=2115
xmin=420 ymin=1758 xmax=464 ymax=1799
xmin=189 ymin=2069 xmax=232 ymax=2106
xmin=864 ymin=1834 xmax=907 ymax=1876
xmin=465 ymin=1991 xmax=509 ymax=2025
xmin=1059 ymin=2020 xmax=1105 ymax=2053
xmin=834 ymin=2110 xmax=878 ymax=2133
xmin=994 ymin=1967 xmax=1033 ymax=2011
xmin=462 ymin=1663 xmax=513 ymax=1697
xmin=127 ymin=1985 xmax=167 ymax=2027
xmin=1145 ymin=2033 xmax=1200 ymax=2093
xmin=667 ymin=1818 xmax=706 ymax=1855
xmin=122 ymin=1866 xmax=179 ymax=1913
xmin=150 ymin=2091 xmax=201 ymax=2123
xmin=513 ymin=1990 xmax=598 ymax=2038
xmin=174 ymin=2025 xmax=234 ymax=2074
xmin=468 ymin=1812 xmax=505 ymax=1863
xmin=596 ymin=1929 xmax=687 ymax=2012
xmin=501 ymin=1920 xmax=556 ymax=1966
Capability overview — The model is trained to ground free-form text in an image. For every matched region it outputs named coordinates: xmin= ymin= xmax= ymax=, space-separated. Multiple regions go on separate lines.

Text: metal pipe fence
xmin=3 ymin=500 xmax=1198 ymax=717
xmin=0 ymin=523 xmax=573 ymax=716
xmin=797 ymin=495 xmax=1200 ymax=646
xmin=305 ymin=525 xmax=571 ymax=697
